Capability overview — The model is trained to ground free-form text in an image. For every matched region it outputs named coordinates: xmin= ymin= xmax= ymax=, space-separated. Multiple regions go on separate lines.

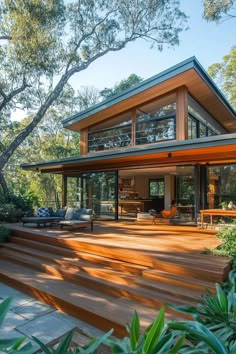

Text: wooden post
xmin=176 ymin=86 xmax=188 ymax=141
xmin=80 ymin=128 xmax=88 ymax=155
xmin=131 ymin=110 xmax=136 ymax=147
xmin=62 ymin=175 xmax=67 ymax=208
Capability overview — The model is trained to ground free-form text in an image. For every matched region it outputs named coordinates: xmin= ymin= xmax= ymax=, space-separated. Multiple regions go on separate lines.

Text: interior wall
xmin=134 ymin=175 xmax=149 ymax=198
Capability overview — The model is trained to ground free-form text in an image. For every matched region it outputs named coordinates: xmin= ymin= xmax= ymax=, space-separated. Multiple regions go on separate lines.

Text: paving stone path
xmin=0 ymin=282 xmax=105 ymax=352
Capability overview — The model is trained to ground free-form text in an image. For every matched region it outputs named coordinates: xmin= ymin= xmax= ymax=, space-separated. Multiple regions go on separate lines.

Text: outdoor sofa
xmin=22 ymin=207 xmax=94 ymax=230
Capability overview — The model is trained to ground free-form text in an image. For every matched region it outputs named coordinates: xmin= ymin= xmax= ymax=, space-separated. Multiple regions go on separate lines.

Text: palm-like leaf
xmin=169 ymin=281 xmax=236 ymax=351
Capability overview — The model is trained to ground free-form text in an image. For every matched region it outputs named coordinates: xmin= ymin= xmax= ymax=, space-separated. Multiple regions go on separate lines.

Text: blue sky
xmin=69 ymin=0 xmax=235 ymax=90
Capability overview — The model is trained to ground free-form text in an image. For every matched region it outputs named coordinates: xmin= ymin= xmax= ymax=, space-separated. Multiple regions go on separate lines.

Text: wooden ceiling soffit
xmin=38 ymin=143 xmax=236 ymax=174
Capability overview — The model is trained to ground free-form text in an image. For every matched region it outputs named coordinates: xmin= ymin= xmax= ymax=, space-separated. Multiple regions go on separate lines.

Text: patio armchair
xmin=161 ymin=205 xmax=177 ymax=218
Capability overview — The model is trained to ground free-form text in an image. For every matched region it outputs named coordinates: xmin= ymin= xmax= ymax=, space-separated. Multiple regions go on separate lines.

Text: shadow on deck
xmin=0 ymin=221 xmax=230 ymax=337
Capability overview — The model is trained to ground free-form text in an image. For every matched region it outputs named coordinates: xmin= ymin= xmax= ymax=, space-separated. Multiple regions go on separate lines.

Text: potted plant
xmin=219 ymin=201 xmax=228 ymax=210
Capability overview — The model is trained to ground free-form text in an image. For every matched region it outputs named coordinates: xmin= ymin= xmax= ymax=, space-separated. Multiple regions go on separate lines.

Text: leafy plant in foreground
xmin=107 ymin=307 xmax=185 ymax=354
xmin=0 ymin=297 xmax=34 ymax=353
xmin=33 ymin=328 xmax=113 ymax=354
xmin=168 ymin=279 xmax=236 ymax=351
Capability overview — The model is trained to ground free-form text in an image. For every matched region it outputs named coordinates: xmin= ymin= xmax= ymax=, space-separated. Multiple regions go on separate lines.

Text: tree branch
xmin=0 ymin=78 xmax=31 ymax=112
xmin=66 ymin=9 xmax=118 ymax=71
xmin=0 ymin=35 xmax=12 ymax=41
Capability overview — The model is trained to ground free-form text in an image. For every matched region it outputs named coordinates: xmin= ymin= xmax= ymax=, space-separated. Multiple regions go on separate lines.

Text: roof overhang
xmin=21 ymin=133 xmax=236 ymax=174
xmin=63 ymin=57 xmax=236 ymax=133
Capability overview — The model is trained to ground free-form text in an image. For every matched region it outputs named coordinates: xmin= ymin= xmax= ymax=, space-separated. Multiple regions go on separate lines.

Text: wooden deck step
xmin=0 ymin=248 xmax=136 ymax=286
xmin=0 ymin=259 xmax=183 ymax=337
xmin=151 ymin=259 xmax=226 ymax=283
xmin=0 ymin=248 xmax=199 ymax=309
xmin=139 ymin=269 xmax=216 ymax=293
xmin=153 ymin=252 xmax=229 ymax=269
xmin=9 ymin=237 xmax=148 ymax=274
xmin=11 ymin=231 xmax=154 ymax=266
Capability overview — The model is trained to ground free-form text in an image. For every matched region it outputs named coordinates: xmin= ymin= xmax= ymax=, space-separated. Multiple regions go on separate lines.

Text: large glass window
xmin=188 ymin=117 xmax=197 ymax=139
xmin=81 ymin=171 xmax=117 ymax=219
xmin=188 ymin=96 xmax=223 ymax=139
xmin=88 ymin=113 xmax=132 ymax=152
xmin=207 ymin=165 xmax=236 ymax=209
xmin=176 ymin=166 xmax=195 ymax=205
xmin=67 ymin=176 xmax=81 ymax=207
xmin=136 ymin=94 xmax=176 ymax=145
xmin=149 ymin=178 xmax=164 ymax=197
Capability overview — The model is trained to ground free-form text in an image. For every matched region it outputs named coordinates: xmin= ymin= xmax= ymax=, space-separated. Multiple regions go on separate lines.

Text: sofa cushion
xmin=79 ymin=208 xmax=93 ymax=215
xmin=79 ymin=214 xmax=93 ymax=222
xmin=65 ymin=208 xmax=75 ymax=220
xmin=54 ymin=209 xmax=67 ymax=218
xmin=37 ymin=207 xmax=50 ymax=217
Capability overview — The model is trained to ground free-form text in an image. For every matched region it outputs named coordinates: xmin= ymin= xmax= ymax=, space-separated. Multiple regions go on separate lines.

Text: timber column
xmin=62 ymin=175 xmax=67 ymax=207
xmin=176 ymin=86 xmax=188 ymax=140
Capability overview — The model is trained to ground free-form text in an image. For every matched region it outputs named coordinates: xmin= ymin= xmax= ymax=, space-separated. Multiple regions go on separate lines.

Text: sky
xmin=69 ymin=0 xmax=235 ymax=90
xmin=14 ymin=0 xmax=235 ymax=120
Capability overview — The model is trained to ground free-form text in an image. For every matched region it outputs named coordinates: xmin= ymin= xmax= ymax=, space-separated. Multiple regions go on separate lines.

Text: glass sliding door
xmin=207 ymin=165 xmax=236 ymax=209
xmin=67 ymin=176 xmax=82 ymax=208
xmin=175 ymin=166 xmax=195 ymax=221
xmin=81 ymin=171 xmax=117 ymax=219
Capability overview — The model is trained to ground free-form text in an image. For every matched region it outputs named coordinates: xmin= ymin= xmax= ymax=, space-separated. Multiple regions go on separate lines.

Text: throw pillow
xmin=37 ymin=207 xmax=50 ymax=217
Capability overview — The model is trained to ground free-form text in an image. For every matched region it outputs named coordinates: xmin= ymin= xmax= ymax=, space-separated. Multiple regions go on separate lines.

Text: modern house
xmin=22 ymin=57 xmax=236 ymax=222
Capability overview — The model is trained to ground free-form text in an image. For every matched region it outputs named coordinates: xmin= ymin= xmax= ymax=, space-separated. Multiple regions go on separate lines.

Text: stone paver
xmin=0 ymin=282 xmax=105 ymax=351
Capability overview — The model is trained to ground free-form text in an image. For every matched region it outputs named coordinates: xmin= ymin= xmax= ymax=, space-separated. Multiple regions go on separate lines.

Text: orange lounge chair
xmin=161 ymin=205 xmax=177 ymax=218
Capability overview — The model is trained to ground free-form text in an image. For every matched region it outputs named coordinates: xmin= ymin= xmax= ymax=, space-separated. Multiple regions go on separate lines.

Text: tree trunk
xmin=0 ymin=171 xmax=9 ymax=198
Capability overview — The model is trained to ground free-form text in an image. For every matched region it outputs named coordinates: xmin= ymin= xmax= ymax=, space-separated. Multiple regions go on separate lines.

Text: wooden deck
xmin=0 ymin=221 xmax=230 ymax=337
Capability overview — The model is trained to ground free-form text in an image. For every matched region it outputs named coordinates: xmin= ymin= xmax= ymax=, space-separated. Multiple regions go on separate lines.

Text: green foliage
xmin=216 ymin=226 xmax=236 ymax=257
xmin=108 ymin=308 xmax=185 ymax=354
xmin=0 ymin=226 xmax=11 ymax=242
xmin=3 ymin=0 xmax=66 ymax=74
xmin=208 ymin=47 xmax=236 ymax=108
xmin=0 ymin=191 xmax=35 ymax=222
xmin=203 ymin=0 xmax=235 ymax=22
xmin=33 ymin=329 xmax=113 ymax=354
xmin=0 ymin=297 xmax=35 ymax=353
xmin=168 ymin=278 xmax=236 ymax=352
xmin=100 ymin=74 xmax=143 ymax=100
xmin=169 ymin=321 xmax=230 ymax=354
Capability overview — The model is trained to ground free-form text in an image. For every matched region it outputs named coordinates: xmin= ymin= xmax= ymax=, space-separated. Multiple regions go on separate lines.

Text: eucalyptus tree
xmin=0 ymin=0 xmax=188 ymax=195
xmin=208 ymin=46 xmax=236 ymax=108
xmin=100 ymin=73 xmax=143 ymax=100
xmin=203 ymin=0 xmax=236 ymax=22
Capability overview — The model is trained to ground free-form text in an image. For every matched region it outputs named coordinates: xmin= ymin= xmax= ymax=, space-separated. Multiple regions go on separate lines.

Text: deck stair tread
xmin=139 ymin=270 xmax=216 ymax=292
xmin=0 ymin=248 xmax=135 ymax=285
xmin=150 ymin=259 xmax=225 ymax=282
xmin=152 ymin=252 xmax=229 ymax=269
xmin=8 ymin=238 xmax=147 ymax=274
xmin=0 ymin=259 xmax=184 ymax=335
xmin=10 ymin=233 xmax=155 ymax=266
xmin=136 ymin=277 xmax=212 ymax=299
xmin=11 ymin=233 xmax=228 ymax=272
xmin=0 ymin=248 xmax=200 ymax=306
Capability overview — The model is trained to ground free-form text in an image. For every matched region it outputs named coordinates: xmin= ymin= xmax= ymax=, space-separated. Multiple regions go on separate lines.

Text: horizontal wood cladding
xmin=69 ymin=69 xmax=236 ymax=133
xmin=38 ymin=143 xmax=236 ymax=174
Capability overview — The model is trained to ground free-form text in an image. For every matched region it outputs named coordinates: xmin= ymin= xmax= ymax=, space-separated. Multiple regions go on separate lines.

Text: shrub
xmin=0 ymin=226 xmax=11 ymax=242
xmin=0 ymin=192 xmax=36 ymax=222
xmin=216 ymin=226 xmax=236 ymax=257
xmin=168 ymin=272 xmax=236 ymax=352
